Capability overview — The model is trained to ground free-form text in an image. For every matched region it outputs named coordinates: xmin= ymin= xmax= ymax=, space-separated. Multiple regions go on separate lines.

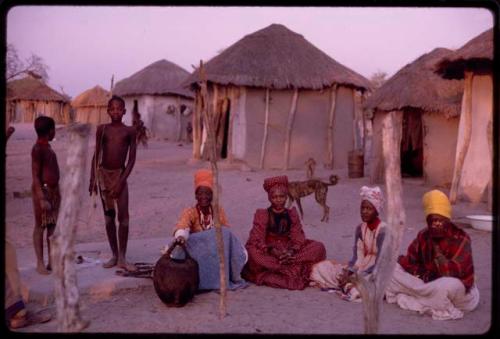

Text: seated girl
xmin=242 ymin=175 xmax=326 ymax=290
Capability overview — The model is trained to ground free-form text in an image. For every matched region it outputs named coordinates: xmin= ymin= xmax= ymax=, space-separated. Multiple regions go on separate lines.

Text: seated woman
xmin=310 ymin=186 xmax=386 ymax=302
xmin=168 ymin=169 xmax=248 ymax=291
xmin=242 ymin=175 xmax=326 ymax=290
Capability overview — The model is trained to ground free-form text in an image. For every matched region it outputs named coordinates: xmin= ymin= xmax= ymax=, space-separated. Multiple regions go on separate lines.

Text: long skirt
xmin=385 ymin=263 xmax=480 ymax=320
xmin=242 ymin=238 xmax=326 ymax=290
xmin=170 ymin=227 xmax=248 ymax=291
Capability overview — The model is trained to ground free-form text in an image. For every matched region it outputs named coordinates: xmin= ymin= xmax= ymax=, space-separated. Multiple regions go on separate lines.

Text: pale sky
xmin=6 ymin=6 xmax=494 ymax=97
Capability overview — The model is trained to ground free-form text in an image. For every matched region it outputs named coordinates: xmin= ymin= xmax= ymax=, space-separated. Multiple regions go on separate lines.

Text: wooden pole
xmin=450 ymin=71 xmax=474 ymax=203
xmin=176 ymin=96 xmax=182 ymax=142
xmin=193 ymin=93 xmax=202 ymax=159
xmin=350 ymin=111 xmax=406 ymax=334
xmin=283 ymin=89 xmax=299 ymax=170
xmin=50 ymin=123 xmax=91 ymax=332
xmin=327 ymin=85 xmax=338 ymax=169
xmin=259 ymin=88 xmax=270 ymax=169
xmin=227 ymin=87 xmax=236 ymax=163
xmin=198 ymin=61 xmax=227 ymax=319
xmin=487 ymin=119 xmax=493 ymax=211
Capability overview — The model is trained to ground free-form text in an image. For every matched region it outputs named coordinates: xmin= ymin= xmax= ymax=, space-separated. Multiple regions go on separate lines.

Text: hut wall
xmin=331 ymin=86 xmax=355 ymax=169
xmin=74 ymin=106 xmax=110 ymax=125
xmin=241 ymin=88 xmax=267 ymax=167
xmin=421 ymin=113 xmax=459 ymax=187
xmin=456 ymin=74 xmax=493 ymax=202
xmin=369 ymin=110 xmax=385 ymax=183
xmin=231 ymin=87 xmax=247 ymax=159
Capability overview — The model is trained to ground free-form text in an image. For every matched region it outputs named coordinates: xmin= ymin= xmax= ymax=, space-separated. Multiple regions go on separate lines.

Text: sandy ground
xmin=4 ymin=123 xmax=494 ymax=334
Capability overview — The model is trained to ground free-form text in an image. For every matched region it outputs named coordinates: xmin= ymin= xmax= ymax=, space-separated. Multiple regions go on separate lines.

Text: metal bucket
xmin=348 ymin=150 xmax=364 ymax=178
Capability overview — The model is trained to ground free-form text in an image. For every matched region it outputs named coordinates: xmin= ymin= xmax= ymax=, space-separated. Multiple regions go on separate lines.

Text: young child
xmin=31 ymin=116 xmax=60 ymax=275
xmin=89 ymin=95 xmax=137 ymax=272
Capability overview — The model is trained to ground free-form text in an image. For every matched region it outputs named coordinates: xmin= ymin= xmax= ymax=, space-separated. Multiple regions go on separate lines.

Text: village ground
xmin=4 ymin=123 xmax=494 ymax=334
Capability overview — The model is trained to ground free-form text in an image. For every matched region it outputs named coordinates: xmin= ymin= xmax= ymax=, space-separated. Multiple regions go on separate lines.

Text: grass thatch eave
xmin=71 ymin=85 xmax=110 ymax=108
xmin=7 ymin=76 xmax=69 ymax=102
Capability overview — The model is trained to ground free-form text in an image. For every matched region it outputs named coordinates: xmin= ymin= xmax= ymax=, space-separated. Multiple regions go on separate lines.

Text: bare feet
xmin=103 ymin=257 xmax=117 ymax=268
xmin=117 ymin=260 xmax=137 ymax=272
xmin=36 ymin=263 xmax=50 ymax=275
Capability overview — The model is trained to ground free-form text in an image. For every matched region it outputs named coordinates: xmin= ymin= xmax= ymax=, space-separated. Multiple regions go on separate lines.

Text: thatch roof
xmin=71 ymin=85 xmax=110 ymax=108
xmin=7 ymin=76 xmax=69 ymax=102
xmin=364 ymin=48 xmax=464 ymax=118
xmin=435 ymin=28 xmax=493 ymax=79
xmin=113 ymin=59 xmax=194 ymax=98
xmin=185 ymin=24 xmax=372 ymax=91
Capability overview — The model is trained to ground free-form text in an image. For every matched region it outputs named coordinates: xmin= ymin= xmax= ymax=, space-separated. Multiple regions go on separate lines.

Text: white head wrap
xmin=360 ymin=186 xmax=384 ymax=213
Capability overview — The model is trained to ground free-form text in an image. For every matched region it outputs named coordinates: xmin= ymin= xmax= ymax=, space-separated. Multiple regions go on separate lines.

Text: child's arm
xmin=31 ymin=147 xmax=50 ymax=211
xmin=89 ymin=125 xmax=103 ymax=195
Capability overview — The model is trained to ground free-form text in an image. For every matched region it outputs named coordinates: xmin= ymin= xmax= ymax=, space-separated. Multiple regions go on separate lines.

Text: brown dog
xmin=287 ymin=174 xmax=339 ymax=222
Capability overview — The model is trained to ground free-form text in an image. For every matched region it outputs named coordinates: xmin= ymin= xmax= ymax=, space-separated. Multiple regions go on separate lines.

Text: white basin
xmin=466 ymin=215 xmax=493 ymax=232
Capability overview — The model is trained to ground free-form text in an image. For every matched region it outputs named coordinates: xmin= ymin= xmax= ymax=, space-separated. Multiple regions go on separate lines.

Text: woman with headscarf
xmin=310 ymin=186 xmax=387 ymax=302
xmin=384 ymin=189 xmax=479 ymax=320
xmin=167 ymin=168 xmax=248 ymax=291
xmin=241 ymin=175 xmax=326 ymax=290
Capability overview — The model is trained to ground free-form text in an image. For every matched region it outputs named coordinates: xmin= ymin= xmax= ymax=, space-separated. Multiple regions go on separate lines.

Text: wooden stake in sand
xmin=259 ymin=88 xmax=270 ymax=169
xmin=283 ymin=89 xmax=299 ymax=170
xmin=350 ymin=111 xmax=406 ymax=334
xmin=198 ymin=61 xmax=228 ymax=319
xmin=450 ymin=71 xmax=474 ymax=204
xmin=50 ymin=123 xmax=91 ymax=332
xmin=326 ymin=85 xmax=338 ymax=169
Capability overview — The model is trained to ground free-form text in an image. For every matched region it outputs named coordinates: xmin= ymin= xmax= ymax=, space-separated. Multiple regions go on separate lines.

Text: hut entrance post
xmin=259 ymin=89 xmax=270 ymax=169
xmin=283 ymin=89 xmax=299 ymax=170
xmin=226 ymin=87 xmax=237 ymax=163
xmin=176 ymin=96 xmax=182 ymax=142
xmin=192 ymin=93 xmax=202 ymax=159
xmin=326 ymin=85 xmax=338 ymax=169
xmin=450 ymin=71 xmax=474 ymax=203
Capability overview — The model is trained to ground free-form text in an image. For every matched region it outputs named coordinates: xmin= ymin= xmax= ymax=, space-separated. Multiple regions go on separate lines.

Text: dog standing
xmin=287 ymin=174 xmax=339 ymax=222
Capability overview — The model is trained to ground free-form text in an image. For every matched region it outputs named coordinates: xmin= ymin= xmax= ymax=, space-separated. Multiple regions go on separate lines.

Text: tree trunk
xmin=259 ymin=88 xmax=270 ymax=169
xmin=327 ymin=85 xmax=338 ymax=169
xmin=450 ymin=71 xmax=474 ymax=204
xmin=198 ymin=62 xmax=227 ymax=319
xmin=50 ymin=123 xmax=91 ymax=332
xmin=283 ymin=89 xmax=299 ymax=170
xmin=351 ymin=111 xmax=406 ymax=334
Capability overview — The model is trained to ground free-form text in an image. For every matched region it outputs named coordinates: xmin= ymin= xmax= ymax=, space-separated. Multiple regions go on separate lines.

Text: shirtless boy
xmin=31 ymin=116 xmax=60 ymax=275
xmin=89 ymin=95 xmax=137 ymax=271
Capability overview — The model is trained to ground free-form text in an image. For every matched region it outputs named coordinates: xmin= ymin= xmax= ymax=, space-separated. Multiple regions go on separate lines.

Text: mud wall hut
xmin=365 ymin=48 xmax=464 ymax=188
xmin=186 ymin=24 xmax=371 ymax=170
xmin=71 ymin=85 xmax=111 ymax=125
xmin=6 ymin=75 xmax=71 ymax=124
xmin=434 ymin=28 xmax=493 ymax=204
xmin=113 ymin=59 xmax=194 ymax=142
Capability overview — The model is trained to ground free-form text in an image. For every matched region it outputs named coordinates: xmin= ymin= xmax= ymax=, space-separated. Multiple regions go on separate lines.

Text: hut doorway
xmin=400 ymin=110 xmax=423 ymax=177
xmin=220 ymin=100 xmax=231 ymax=159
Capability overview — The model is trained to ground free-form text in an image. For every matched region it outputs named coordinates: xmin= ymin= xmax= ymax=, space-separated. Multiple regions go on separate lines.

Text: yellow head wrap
xmin=194 ymin=169 xmax=213 ymax=190
xmin=422 ymin=189 xmax=451 ymax=219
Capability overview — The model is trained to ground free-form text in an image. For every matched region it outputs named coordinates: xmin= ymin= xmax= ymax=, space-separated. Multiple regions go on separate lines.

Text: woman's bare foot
xmin=36 ymin=263 xmax=50 ymax=275
xmin=103 ymin=257 xmax=117 ymax=268
xmin=117 ymin=260 xmax=137 ymax=272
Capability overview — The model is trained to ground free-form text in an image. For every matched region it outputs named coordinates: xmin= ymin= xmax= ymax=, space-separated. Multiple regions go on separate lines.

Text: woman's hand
xmin=175 ymin=236 xmax=186 ymax=245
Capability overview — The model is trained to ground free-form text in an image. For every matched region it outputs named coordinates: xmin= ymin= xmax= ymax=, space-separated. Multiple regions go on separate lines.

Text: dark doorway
xmin=400 ymin=110 xmax=423 ymax=177
xmin=220 ymin=99 xmax=231 ymax=159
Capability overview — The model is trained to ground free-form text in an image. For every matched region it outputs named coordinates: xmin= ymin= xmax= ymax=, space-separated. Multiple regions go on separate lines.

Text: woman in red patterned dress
xmin=242 ymin=175 xmax=326 ymax=290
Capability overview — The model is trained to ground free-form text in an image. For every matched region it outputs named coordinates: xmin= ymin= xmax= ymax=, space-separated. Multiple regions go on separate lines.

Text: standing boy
xmin=31 ymin=116 xmax=60 ymax=275
xmin=89 ymin=95 xmax=137 ymax=271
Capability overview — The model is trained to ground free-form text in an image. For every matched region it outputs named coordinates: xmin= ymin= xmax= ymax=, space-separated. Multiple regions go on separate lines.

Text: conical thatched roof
xmin=7 ymin=76 xmax=68 ymax=102
xmin=435 ymin=28 xmax=493 ymax=79
xmin=71 ymin=85 xmax=110 ymax=108
xmin=113 ymin=59 xmax=194 ymax=98
xmin=364 ymin=48 xmax=464 ymax=118
xmin=185 ymin=24 xmax=372 ymax=91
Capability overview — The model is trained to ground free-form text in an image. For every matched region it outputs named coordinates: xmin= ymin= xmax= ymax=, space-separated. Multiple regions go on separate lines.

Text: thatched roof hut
xmin=365 ymin=47 xmax=464 ymax=186
xmin=6 ymin=75 xmax=70 ymax=124
xmin=433 ymin=28 xmax=494 ymax=204
xmin=114 ymin=59 xmax=194 ymax=99
xmin=186 ymin=23 xmax=371 ymax=91
xmin=186 ymin=23 xmax=372 ymax=170
xmin=113 ymin=59 xmax=194 ymax=142
xmin=71 ymin=85 xmax=111 ymax=125
xmin=435 ymin=28 xmax=493 ymax=79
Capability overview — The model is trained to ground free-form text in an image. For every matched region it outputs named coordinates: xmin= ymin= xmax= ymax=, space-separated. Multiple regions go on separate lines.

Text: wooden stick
xmin=50 ymin=123 xmax=91 ymax=332
xmin=193 ymin=92 xmax=202 ymax=159
xmin=487 ymin=119 xmax=493 ymax=211
xmin=327 ymin=85 xmax=338 ymax=169
xmin=259 ymin=88 xmax=270 ymax=169
xmin=227 ymin=87 xmax=236 ymax=163
xmin=350 ymin=111 xmax=406 ymax=334
xmin=283 ymin=89 xmax=299 ymax=170
xmin=199 ymin=61 xmax=227 ymax=319
xmin=176 ymin=96 xmax=182 ymax=142
xmin=450 ymin=71 xmax=474 ymax=203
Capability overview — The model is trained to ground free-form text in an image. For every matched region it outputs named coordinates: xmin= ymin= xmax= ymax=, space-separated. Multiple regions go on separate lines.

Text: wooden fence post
xmin=327 ymin=85 xmax=338 ymax=169
xmin=50 ymin=123 xmax=91 ymax=332
xmin=259 ymin=89 xmax=270 ymax=169
xmin=283 ymin=89 xmax=299 ymax=170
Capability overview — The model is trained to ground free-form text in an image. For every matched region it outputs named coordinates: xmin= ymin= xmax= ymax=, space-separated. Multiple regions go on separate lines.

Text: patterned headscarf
xmin=194 ymin=169 xmax=213 ymax=190
xmin=422 ymin=189 xmax=451 ymax=219
xmin=360 ymin=186 xmax=384 ymax=213
xmin=263 ymin=175 xmax=289 ymax=194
